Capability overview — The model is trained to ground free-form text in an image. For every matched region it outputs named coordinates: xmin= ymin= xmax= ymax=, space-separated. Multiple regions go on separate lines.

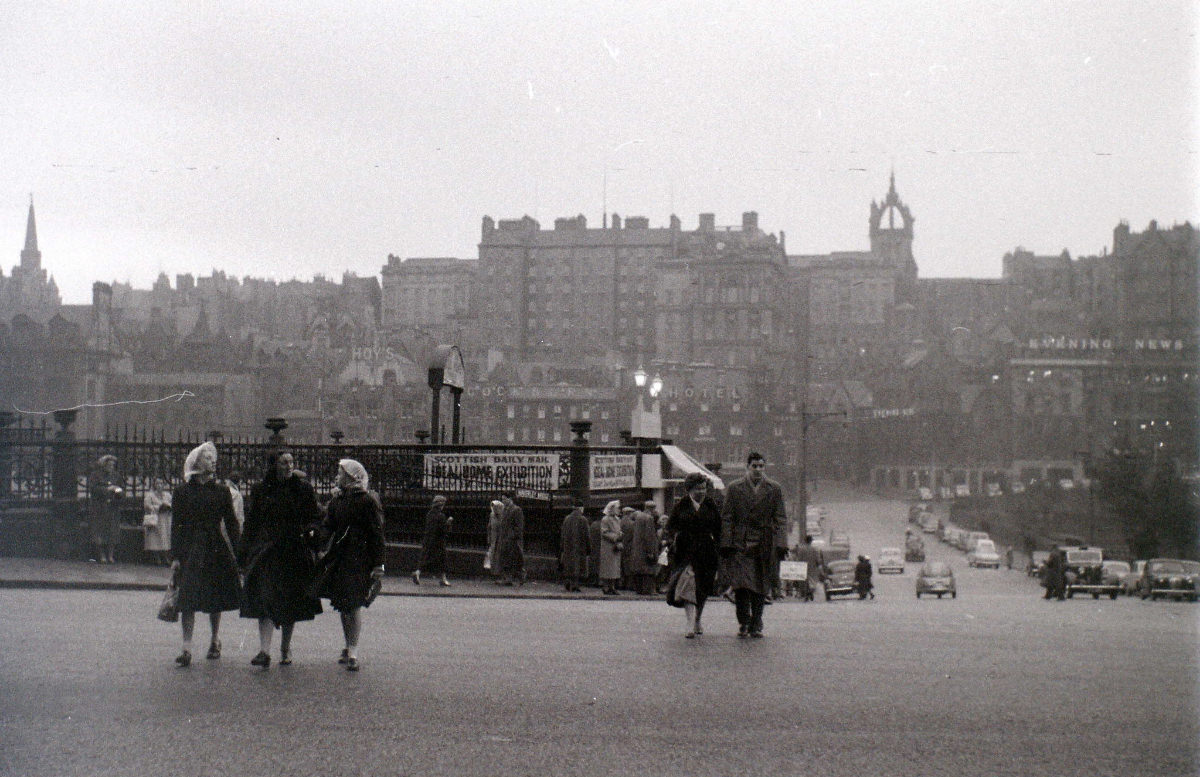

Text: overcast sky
xmin=2 ymin=1 xmax=1195 ymax=304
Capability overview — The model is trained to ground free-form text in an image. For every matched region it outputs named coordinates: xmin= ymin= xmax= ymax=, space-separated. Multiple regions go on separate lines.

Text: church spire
xmin=24 ymin=196 xmax=38 ymax=252
xmin=21 ymin=195 xmax=41 ymax=270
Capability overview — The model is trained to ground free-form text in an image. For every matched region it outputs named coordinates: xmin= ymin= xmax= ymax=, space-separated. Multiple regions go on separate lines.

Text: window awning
xmin=660 ymin=444 xmax=725 ymax=491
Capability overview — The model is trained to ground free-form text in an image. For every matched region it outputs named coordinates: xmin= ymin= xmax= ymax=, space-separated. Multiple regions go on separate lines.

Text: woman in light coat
xmin=598 ymin=500 xmax=623 ymax=595
xmin=142 ymin=478 xmax=172 ymax=565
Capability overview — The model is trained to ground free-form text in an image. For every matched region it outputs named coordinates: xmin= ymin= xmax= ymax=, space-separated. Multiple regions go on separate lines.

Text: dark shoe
xmin=345 ymin=657 xmax=360 ymax=671
xmin=694 ymin=622 xmax=703 ymax=635
xmin=206 ymin=640 xmax=221 ymax=660
xmin=685 ymin=631 xmax=695 ymax=639
xmin=750 ymin=631 xmax=764 ymax=638
xmin=175 ymin=650 xmax=191 ymax=667
xmin=279 ymin=649 xmax=292 ymax=666
xmin=338 ymin=648 xmax=349 ymax=665
xmin=250 ymin=651 xmax=270 ymax=668
xmin=738 ymin=625 xmax=749 ymax=638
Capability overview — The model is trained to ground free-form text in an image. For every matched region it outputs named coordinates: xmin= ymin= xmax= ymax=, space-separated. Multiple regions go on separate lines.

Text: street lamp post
xmin=799 ymin=402 xmax=846 ymax=528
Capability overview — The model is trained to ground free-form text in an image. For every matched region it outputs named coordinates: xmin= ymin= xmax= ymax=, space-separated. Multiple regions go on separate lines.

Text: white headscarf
xmin=603 ymin=499 xmax=621 ymax=517
xmin=183 ymin=442 xmax=217 ymax=481
xmin=338 ymin=458 xmax=369 ymax=491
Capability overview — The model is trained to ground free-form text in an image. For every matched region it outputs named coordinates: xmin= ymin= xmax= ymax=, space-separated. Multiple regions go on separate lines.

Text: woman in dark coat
xmin=666 ymin=472 xmax=721 ymax=637
xmin=88 ymin=455 xmax=123 ymax=564
xmin=559 ymin=501 xmax=590 ymax=592
xmin=494 ymin=492 xmax=525 ymax=586
xmin=316 ymin=459 xmax=385 ymax=671
xmin=239 ymin=450 xmax=324 ymax=669
xmin=170 ymin=442 xmax=242 ymax=667
xmin=413 ymin=495 xmax=451 ymax=586
xmin=854 ymin=555 xmax=875 ymax=599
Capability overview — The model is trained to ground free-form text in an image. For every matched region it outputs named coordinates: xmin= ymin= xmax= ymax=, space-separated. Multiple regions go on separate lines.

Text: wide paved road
xmin=2 ymin=497 xmax=1196 ymax=777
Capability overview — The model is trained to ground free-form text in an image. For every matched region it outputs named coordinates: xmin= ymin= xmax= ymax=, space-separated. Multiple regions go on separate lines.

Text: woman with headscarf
xmin=314 ymin=459 xmax=385 ymax=671
xmin=239 ymin=450 xmax=324 ymax=669
xmin=88 ymin=454 xmax=123 ymax=564
xmin=413 ymin=495 xmax=452 ymax=587
xmin=142 ymin=477 xmax=172 ymax=565
xmin=598 ymin=500 xmax=624 ymax=595
xmin=170 ymin=442 xmax=242 ymax=667
xmin=666 ymin=472 xmax=722 ymax=637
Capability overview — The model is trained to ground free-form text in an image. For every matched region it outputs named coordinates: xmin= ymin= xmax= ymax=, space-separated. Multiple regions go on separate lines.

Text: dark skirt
xmin=240 ymin=537 xmax=322 ymax=625
xmin=176 ymin=526 xmax=242 ymax=614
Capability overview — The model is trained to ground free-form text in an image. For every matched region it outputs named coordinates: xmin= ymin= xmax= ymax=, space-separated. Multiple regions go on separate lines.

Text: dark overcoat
xmin=238 ymin=473 xmax=323 ymax=625
xmin=496 ymin=502 xmax=525 ymax=576
xmin=316 ymin=487 xmax=385 ymax=612
xmin=619 ymin=513 xmax=635 ymax=578
xmin=628 ymin=510 xmax=661 ymax=576
xmin=419 ymin=505 xmax=450 ymax=575
xmin=667 ymin=496 xmax=722 ymax=599
xmin=172 ymin=478 xmax=242 ymax=614
xmin=88 ymin=467 xmax=123 ymax=546
xmin=559 ymin=508 xmax=591 ymax=578
xmin=719 ymin=475 xmax=788 ymax=595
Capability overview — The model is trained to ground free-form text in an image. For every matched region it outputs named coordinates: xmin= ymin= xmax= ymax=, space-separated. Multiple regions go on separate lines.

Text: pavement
xmin=0 ymin=555 xmax=658 ymax=600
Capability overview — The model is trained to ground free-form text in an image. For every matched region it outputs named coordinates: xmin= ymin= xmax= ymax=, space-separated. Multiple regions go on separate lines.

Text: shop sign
xmin=423 ymin=452 xmax=560 ymax=492
xmin=590 ymin=453 xmax=637 ymax=490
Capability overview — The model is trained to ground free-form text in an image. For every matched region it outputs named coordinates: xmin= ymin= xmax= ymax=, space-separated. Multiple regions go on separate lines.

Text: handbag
xmin=363 ymin=576 xmax=382 ymax=608
xmin=665 ymin=564 xmax=697 ymax=608
xmin=157 ymin=570 xmax=179 ymax=622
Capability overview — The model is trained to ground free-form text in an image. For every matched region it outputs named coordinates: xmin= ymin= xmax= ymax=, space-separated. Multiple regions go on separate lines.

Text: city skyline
xmin=3 ymin=1 xmax=1195 ymax=304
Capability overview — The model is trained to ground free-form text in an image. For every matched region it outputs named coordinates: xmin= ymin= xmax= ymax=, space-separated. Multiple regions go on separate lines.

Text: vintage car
xmin=878 ymin=547 xmax=905 ymax=574
xmin=1100 ymin=560 xmax=1131 ymax=592
xmin=919 ymin=512 xmax=939 ymax=534
xmin=821 ymin=560 xmax=858 ymax=600
xmin=967 ymin=538 xmax=1002 ymax=568
xmin=829 ymin=531 xmax=851 ymax=554
xmin=915 ymin=561 xmax=956 ymax=599
xmin=964 ymin=531 xmax=991 ymax=553
xmin=1064 ymin=547 xmax=1120 ymax=599
xmin=1138 ymin=559 xmax=1198 ymax=602
xmin=1119 ymin=560 xmax=1146 ymax=595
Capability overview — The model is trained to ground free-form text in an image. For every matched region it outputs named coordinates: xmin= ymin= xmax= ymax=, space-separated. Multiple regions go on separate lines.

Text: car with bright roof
xmin=915 ymin=561 xmax=956 ymax=599
xmin=878 ymin=547 xmax=904 ymax=574
xmin=821 ymin=560 xmax=858 ymax=600
xmin=1138 ymin=559 xmax=1198 ymax=602
xmin=967 ymin=538 xmax=1002 ymax=568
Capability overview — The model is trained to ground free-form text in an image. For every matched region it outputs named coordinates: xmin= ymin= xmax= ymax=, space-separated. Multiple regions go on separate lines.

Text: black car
xmin=1138 ymin=559 xmax=1198 ymax=602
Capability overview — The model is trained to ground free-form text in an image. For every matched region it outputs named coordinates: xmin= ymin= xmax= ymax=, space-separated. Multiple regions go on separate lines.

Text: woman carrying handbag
xmin=665 ymin=472 xmax=721 ymax=638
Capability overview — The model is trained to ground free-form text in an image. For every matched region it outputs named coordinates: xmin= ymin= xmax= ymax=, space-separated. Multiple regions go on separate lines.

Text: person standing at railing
xmin=88 ymin=454 xmax=123 ymax=564
xmin=495 ymin=492 xmax=525 ymax=586
xmin=413 ymin=495 xmax=452 ymax=587
xmin=485 ymin=499 xmax=503 ymax=578
xmin=170 ymin=442 xmax=242 ymax=667
xmin=559 ymin=499 xmax=590 ymax=592
xmin=239 ymin=451 xmax=324 ymax=669
xmin=598 ymin=500 xmax=623 ymax=596
xmin=142 ymin=477 xmax=172 ymax=566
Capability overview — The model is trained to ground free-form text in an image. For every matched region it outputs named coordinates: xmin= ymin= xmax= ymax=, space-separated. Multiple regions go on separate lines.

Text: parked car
xmin=829 ymin=531 xmax=851 ymax=554
xmin=964 ymin=531 xmax=991 ymax=553
xmin=1101 ymin=560 xmax=1131 ymax=592
xmin=1064 ymin=547 xmax=1120 ymax=599
xmin=915 ymin=561 xmax=956 ymax=599
xmin=967 ymin=538 xmax=1002 ymax=568
xmin=1119 ymin=560 xmax=1146 ymax=595
xmin=878 ymin=547 xmax=904 ymax=574
xmin=1138 ymin=559 xmax=1198 ymax=602
xmin=904 ymin=531 xmax=925 ymax=562
xmin=1180 ymin=560 xmax=1200 ymax=591
xmin=919 ymin=512 xmax=939 ymax=534
xmin=821 ymin=560 xmax=858 ymax=600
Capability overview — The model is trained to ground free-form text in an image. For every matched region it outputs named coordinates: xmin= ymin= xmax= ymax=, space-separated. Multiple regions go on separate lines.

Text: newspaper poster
xmin=778 ymin=561 xmax=808 ymax=581
xmin=423 ymin=452 xmax=560 ymax=492
xmin=589 ymin=454 xmax=637 ymax=490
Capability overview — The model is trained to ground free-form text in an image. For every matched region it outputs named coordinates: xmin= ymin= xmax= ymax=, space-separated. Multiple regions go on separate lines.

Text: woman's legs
xmin=258 ymin=618 xmax=274 ymax=654
xmin=340 ymin=609 xmax=362 ymax=656
xmin=280 ymin=623 xmax=295 ymax=655
xmin=683 ymin=602 xmax=696 ymax=636
xmin=695 ymin=595 xmax=707 ymax=633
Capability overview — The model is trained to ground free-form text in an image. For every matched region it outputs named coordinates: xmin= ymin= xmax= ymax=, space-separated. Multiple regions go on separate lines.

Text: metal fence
xmin=0 ymin=416 xmax=648 ymax=558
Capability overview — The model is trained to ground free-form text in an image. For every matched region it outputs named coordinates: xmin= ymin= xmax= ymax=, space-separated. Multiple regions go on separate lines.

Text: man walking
xmin=559 ymin=500 xmax=590 ymax=592
xmin=719 ymin=451 xmax=788 ymax=638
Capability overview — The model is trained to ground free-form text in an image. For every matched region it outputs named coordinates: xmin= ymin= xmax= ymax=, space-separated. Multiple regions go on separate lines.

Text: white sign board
xmin=590 ymin=454 xmax=637 ymax=490
xmin=423 ymin=452 xmax=560 ymax=492
xmin=779 ymin=561 xmax=808 ymax=581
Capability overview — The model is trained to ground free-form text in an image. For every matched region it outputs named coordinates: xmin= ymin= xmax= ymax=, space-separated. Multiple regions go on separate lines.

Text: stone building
xmin=0 ymin=199 xmax=61 ymax=322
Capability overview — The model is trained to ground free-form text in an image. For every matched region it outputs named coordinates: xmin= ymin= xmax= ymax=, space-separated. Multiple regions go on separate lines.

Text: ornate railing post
xmin=49 ymin=409 xmax=80 ymax=559
xmin=569 ymin=421 xmax=592 ymax=504
xmin=265 ymin=417 xmax=288 ymax=448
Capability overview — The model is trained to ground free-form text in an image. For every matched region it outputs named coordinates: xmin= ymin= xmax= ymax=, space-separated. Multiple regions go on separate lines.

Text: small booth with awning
xmin=659 ymin=444 xmax=725 ymax=491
